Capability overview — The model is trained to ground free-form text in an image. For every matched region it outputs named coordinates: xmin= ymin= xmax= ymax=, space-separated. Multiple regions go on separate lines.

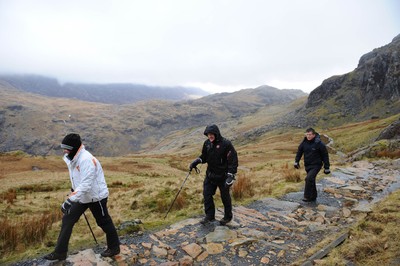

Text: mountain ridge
xmin=0 ymin=74 xmax=209 ymax=104
xmin=0 ymin=82 xmax=306 ymax=156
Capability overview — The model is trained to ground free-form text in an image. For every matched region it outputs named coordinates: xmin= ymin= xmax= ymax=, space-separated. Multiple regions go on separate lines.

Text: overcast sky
xmin=0 ymin=0 xmax=398 ymax=94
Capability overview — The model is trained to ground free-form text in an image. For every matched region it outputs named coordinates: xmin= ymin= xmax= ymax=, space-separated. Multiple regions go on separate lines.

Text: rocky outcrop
xmin=306 ymin=35 xmax=400 ymax=111
xmin=376 ymin=118 xmax=400 ymax=140
xmin=306 ymin=34 xmax=400 ymax=117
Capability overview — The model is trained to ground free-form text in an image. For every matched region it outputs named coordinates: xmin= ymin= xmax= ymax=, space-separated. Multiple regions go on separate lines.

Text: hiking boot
xmin=101 ymin=247 xmax=120 ymax=257
xmin=219 ymin=217 xmax=232 ymax=225
xmin=43 ymin=251 xmax=67 ymax=261
xmin=200 ymin=217 xmax=215 ymax=225
xmin=302 ymin=198 xmax=316 ymax=202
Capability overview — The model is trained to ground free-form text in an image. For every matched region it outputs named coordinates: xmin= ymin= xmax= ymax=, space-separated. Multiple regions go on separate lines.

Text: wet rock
xmin=179 ymin=256 xmax=193 ymax=266
xmin=342 ymin=208 xmax=351 ymax=218
xmin=325 ymin=177 xmax=346 ymax=185
xmin=229 ymin=238 xmax=258 ymax=247
xmin=142 ymin=242 xmax=152 ymax=249
xmin=352 ymin=161 xmax=374 ymax=169
xmin=220 ymin=256 xmax=231 ymax=265
xmin=317 ymin=204 xmax=339 ymax=218
xmin=182 ymin=243 xmax=202 ymax=258
xmin=255 ymin=197 xmax=301 ymax=214
xmin=237 ymin=228 xmax=266 ymax=239
xmin=343 ymin=197 xmax=358 ymax=207
xmin=261 ymin=256 xmax=270 ymax=264
xmin=353 ymin=202 xmax=373 ymax=213
xmin=238 ymin=249 xmax=248 ymax=257
xmin=205 ymin=226 xmax=238 ymax=243
xmin=159 ymin=262 xmax=178 ymax=266
xmin=196 ymin=251 xmax=209 ymax=261
xmin=341 ymin=185 xmax=366 ymax=192
xmin=202 ymin=243 xmax=224 ymax=254
xmin=170 ymin=218 xmax=199 ymax=229
xmin=152 ymin=245 xmax=168 ymax=258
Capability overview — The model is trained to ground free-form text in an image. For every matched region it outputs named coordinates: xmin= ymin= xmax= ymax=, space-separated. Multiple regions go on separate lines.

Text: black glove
xmin=225 ymin=173 xmax=235 ymax=187
xmin=61 ymin=198 xmax=74 ymax=214
xmin=294 ymin=162 xmax=300 ymax=169
xmin=324 ymin=168 xmax=331 ymax=174
xmin=189 ymin=158 xmax=202 ymax=171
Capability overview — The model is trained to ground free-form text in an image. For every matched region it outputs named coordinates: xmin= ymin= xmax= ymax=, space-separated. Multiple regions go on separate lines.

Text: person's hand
xmin=225 ymin=173 xmax=235 ymax=188
xmin=324 ymin=168 xmax=331 ymax=174
xmin=294 ymin=162 xmax=300 ymax=169
xmin=189 ymin=158 xmax=201 ymax=171
xmin=61 ymin=198 xmax=74 ymax=214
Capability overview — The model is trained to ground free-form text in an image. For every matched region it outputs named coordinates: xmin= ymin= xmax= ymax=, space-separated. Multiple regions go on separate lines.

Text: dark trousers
xmin=203 ymin=177 xmax=232 ymax=220
xmin=55 ymin=198 xmax=119 ymax=254
xmin=304 ymin=167 xmax=321 ymax=200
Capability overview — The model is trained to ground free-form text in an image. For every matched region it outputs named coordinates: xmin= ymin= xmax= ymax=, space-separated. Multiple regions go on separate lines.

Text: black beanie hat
xmin=61 ymin=133 xmax=82 ymax=150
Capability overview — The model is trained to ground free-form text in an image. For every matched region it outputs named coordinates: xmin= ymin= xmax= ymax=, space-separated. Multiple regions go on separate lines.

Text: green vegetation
xmin=328 ymin=113 xmax=400 ymax=153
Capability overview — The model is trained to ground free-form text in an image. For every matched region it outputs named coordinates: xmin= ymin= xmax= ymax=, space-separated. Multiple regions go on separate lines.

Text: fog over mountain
xmin=0 ymin=75 xmax=208 ymax=104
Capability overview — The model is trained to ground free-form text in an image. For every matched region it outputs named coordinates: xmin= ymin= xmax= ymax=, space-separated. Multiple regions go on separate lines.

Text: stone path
xmin=14 ymin=159 xmax=400 ymax=266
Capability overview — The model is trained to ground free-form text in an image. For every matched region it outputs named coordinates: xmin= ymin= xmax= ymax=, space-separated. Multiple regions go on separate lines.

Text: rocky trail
xmin=13 ymin=159 xmax=400 ymax=266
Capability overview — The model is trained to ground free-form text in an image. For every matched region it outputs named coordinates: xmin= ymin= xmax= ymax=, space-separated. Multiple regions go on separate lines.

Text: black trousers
xmin=55 ymin=198 xmax=119 ymax=254
xmin=304 ymin=167 xmax=321 ymax=200
xmin=203 ymin=177 xmax=232 ymax=220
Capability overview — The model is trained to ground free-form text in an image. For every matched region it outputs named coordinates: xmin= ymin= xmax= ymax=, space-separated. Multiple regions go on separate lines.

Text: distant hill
xmin=0 ymin=82 xmax=306 ymax=156
xmin=0 ymin=75 xmax=208 ymax=104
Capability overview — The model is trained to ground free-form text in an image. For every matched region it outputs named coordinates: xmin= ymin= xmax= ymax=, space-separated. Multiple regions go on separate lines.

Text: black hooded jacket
xmin=199 ymin=124 xmax=238 ymax=176
xmin=295 ymin=133 xmax=330 ymax=171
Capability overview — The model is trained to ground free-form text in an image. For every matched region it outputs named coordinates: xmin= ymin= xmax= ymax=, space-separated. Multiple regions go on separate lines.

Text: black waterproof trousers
xmin=304 ymin=167 xmax=321 ymax=200
xmin=203 ymin=177 xmax=232 ymax=220
xmin=55 ymin=198 xmax=119 ymax=254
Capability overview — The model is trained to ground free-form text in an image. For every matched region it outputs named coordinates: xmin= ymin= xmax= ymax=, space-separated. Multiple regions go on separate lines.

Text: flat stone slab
xmin=249 ymin=197 xmax=301 ymax=214
xmin=205 ymin=226 xmax=238 ymax=243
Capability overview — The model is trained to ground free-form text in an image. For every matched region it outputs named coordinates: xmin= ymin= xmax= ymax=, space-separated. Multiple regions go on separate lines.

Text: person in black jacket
xmin=190 ymin=124 xmax=239 ymax=225
xmin=294 ymin=128 xmax=330 ymax=202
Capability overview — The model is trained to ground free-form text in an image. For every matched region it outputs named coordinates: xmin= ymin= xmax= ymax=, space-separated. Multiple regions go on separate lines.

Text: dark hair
xmin=306 ymin=128 xmax=316 ymax=134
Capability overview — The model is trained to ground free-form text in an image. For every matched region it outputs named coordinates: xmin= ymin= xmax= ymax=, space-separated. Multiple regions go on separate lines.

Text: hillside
xmin=303 ymin=34 xmax=400 ymax=126
xmin=0 ymin=75 xmax=208 ymax=104
xmin=0 ymin=82 xmax=306 ymax=156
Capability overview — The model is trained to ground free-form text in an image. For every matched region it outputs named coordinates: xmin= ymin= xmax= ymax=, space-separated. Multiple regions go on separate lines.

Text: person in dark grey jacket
xmin=189 ymin=124 xmax=239 ymax=225
xmin=294 ymin=128 xmax=330 ymax=202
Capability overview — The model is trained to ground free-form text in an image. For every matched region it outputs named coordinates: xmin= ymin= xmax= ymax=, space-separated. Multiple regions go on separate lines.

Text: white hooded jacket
xmin=63 ymin=145 xmax=109 ymax=203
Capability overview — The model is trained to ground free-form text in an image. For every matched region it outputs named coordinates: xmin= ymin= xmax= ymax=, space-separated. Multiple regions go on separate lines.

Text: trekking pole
xmin=164 ymin=167 xmax=200 ymax=219
xmin=83 ymin=212 xmax=98 ymax=245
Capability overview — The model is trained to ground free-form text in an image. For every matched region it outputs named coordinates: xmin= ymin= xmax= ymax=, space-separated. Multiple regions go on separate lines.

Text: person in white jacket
xmin=44 ymin=133 xmax=120 ymax=261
